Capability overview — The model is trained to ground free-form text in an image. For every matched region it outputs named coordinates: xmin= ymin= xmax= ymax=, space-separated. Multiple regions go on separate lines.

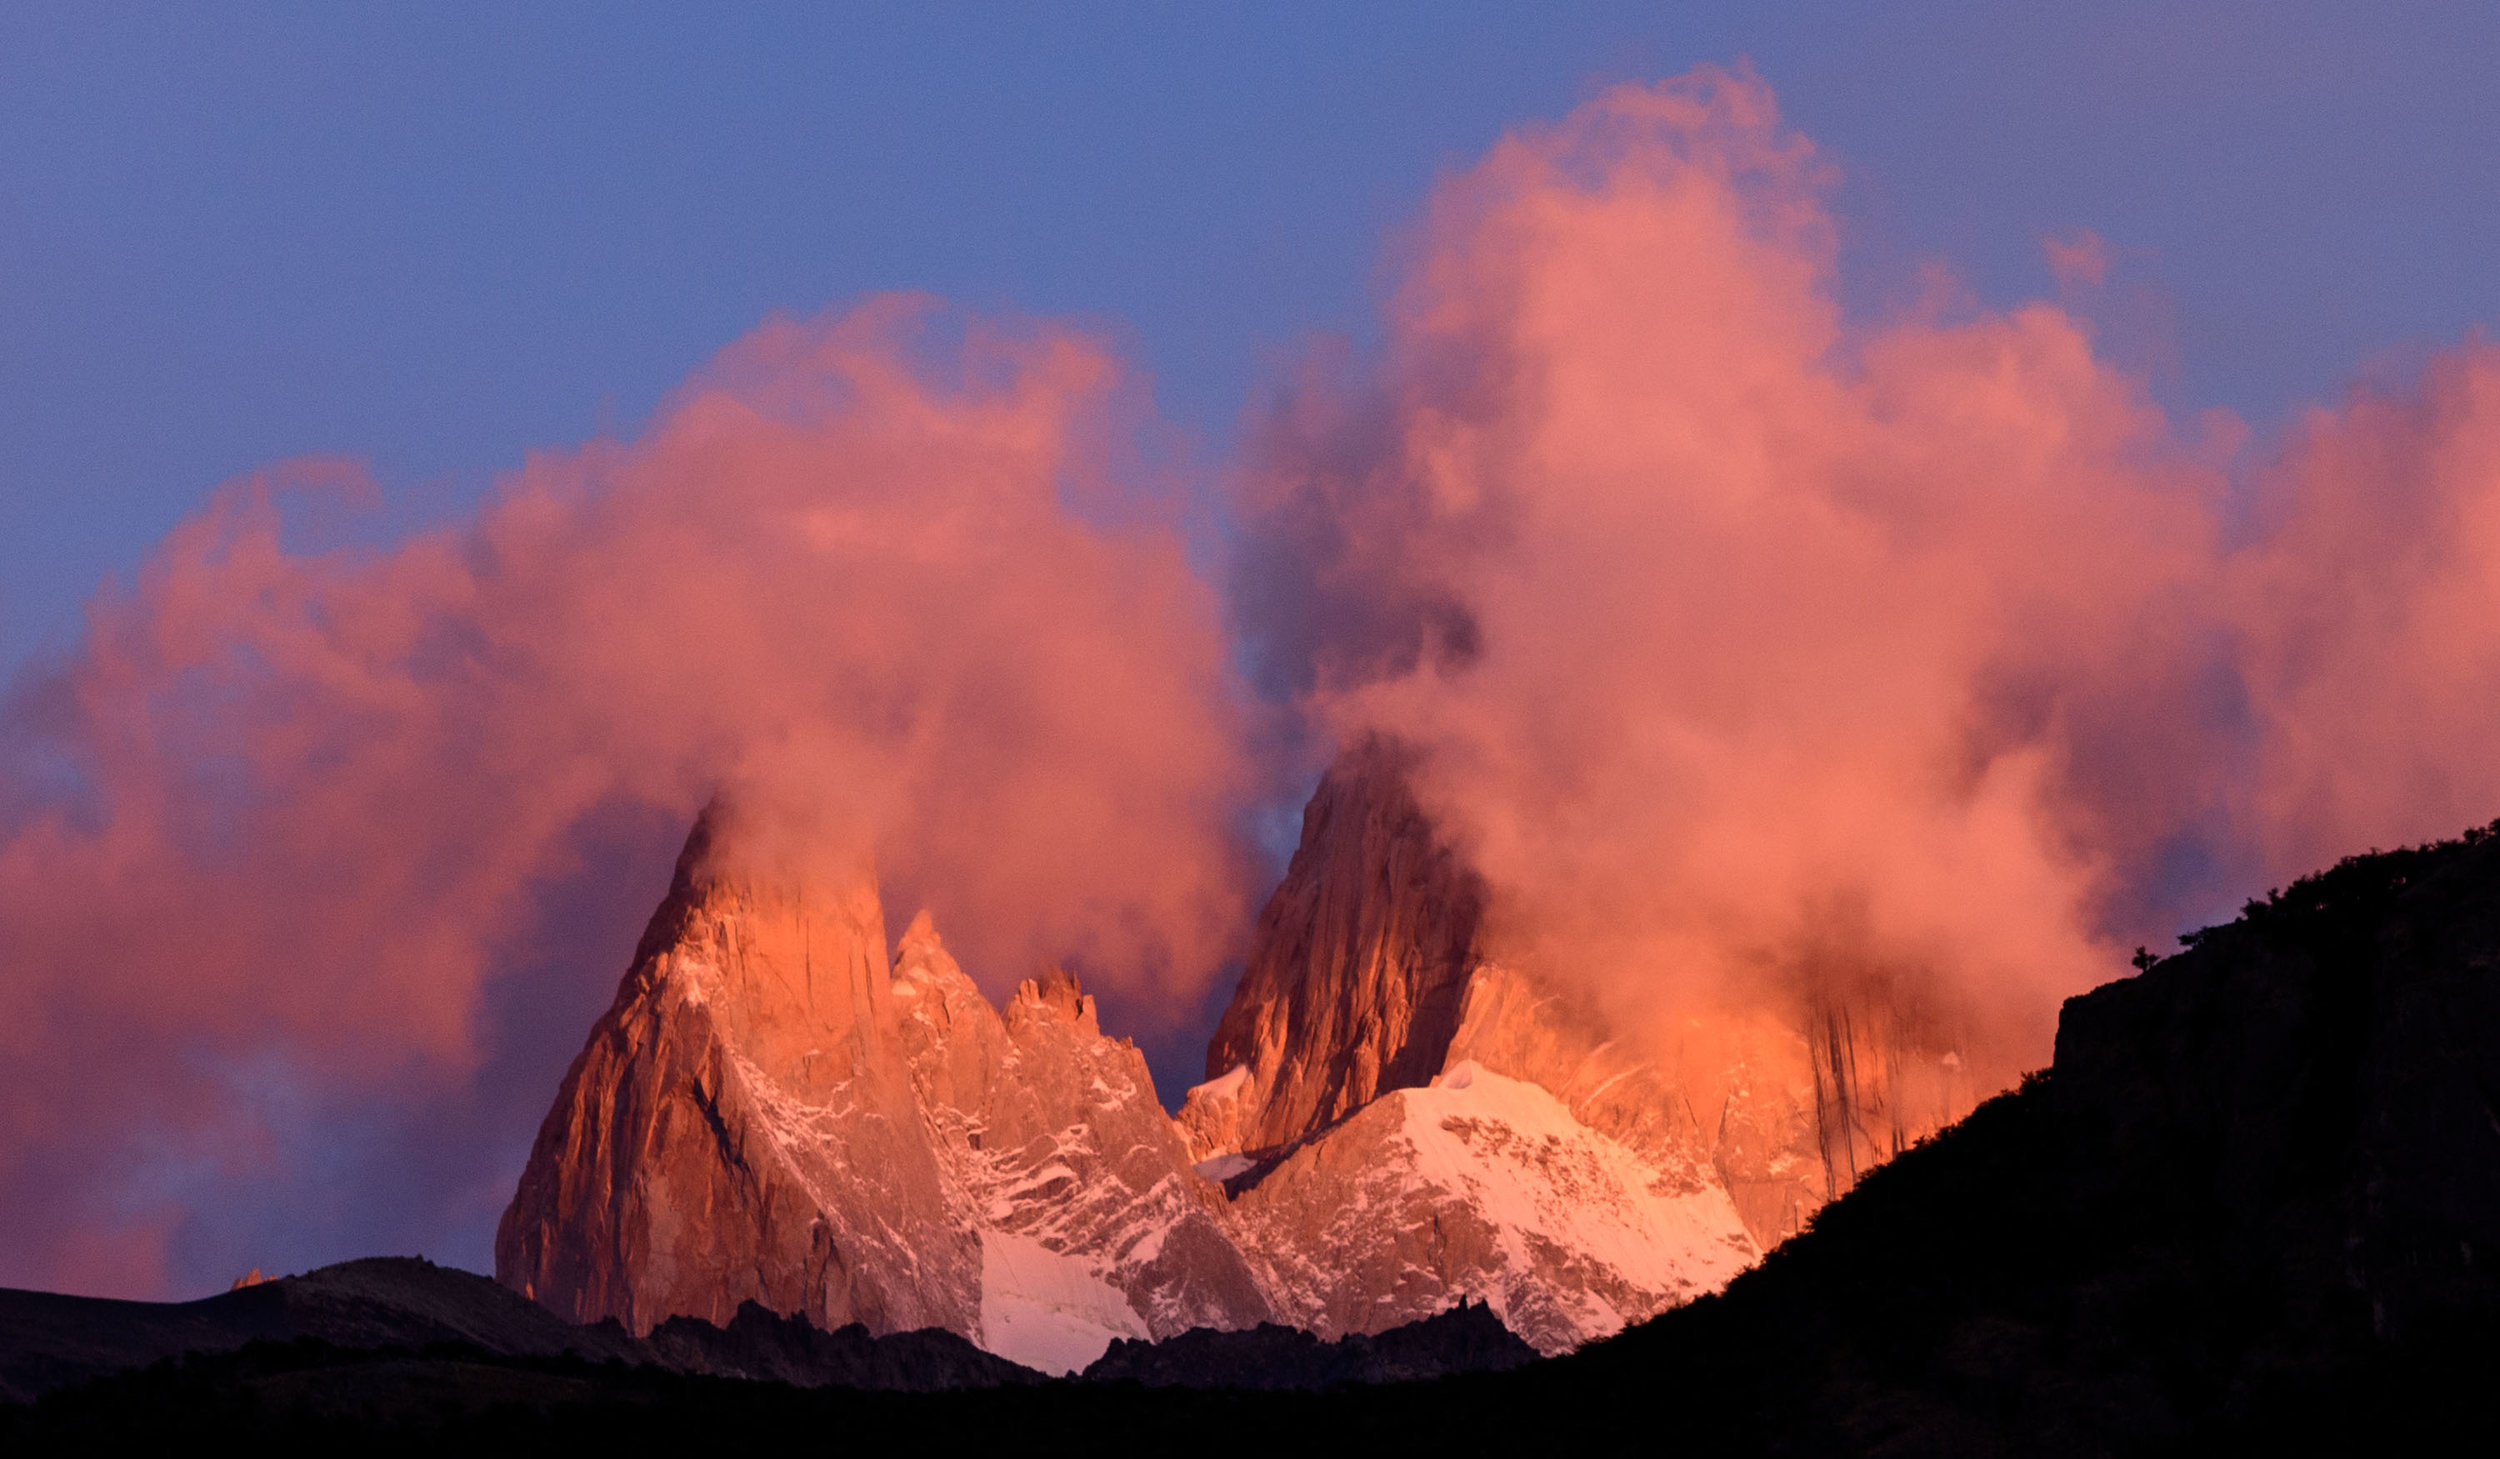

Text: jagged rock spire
xmin=1189 ymin=734 xmax=1486 ymax=1158
xmin=495 ymin=806 xmax=974 ymax=1336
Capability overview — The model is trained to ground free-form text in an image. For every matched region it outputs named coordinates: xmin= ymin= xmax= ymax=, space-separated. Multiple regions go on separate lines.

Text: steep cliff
xmin=889 ymin=917 xmax=1269 ymax=1372
xmin=1177 ymin=740 xmax=1779 ymax=1348
xmin=1185 ymin=735 xmax=1485 ymax=1160
xmin=496 ymin=814 xmax=1260 ymax=1373
xmin=495 ymin=814 xmax=978 ymax=1336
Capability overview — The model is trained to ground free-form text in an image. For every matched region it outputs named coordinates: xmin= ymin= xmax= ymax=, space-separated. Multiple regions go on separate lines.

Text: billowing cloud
xmin=2229 ymin=347 xmax=2500 ymax=874
xmin=1233 ymin=66 xmax=2500 ymax=1110
xmin=0 ymin=297 xmax=1253 ymax=1296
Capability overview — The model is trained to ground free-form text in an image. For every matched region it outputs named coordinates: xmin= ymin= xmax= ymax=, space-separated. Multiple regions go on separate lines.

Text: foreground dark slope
xmin=1551 ymin=820 xmax=2500 ymax=1453
xmin=13 ymin=824 xmax=2500 ymax=1453
xmin=0 ymin=1257 xmax=1036 ymax=1403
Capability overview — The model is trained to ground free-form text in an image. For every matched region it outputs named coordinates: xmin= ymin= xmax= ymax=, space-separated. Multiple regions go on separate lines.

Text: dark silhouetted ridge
xmin=1544 ymin=818 xmax=2500 ymax=1452
xmin=1082 ymin=1299 xmax=1533 ymax=1389
xmin=0 ymin=1257 xmax=1031 ymax=1405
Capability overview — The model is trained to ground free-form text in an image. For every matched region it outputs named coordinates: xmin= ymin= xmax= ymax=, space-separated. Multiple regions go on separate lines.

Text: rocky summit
xmin=497 ymin=813 xmax=1264 ymax=1375
xmin=499 ymin=736 xmax=1954 ymax=1365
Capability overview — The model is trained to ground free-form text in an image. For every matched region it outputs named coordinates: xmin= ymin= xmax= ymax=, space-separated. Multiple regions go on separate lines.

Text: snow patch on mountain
xmin=1404 ymin=1062 xmax=1759 ymax=1308
xmin=977 ymin=1229 xmax=1149 ymax=1375
xmin=1194 ymin=1153 xmax=1257 ymax=1182
xmin=1233 ymin=1059 xmax=1759 ymax=1354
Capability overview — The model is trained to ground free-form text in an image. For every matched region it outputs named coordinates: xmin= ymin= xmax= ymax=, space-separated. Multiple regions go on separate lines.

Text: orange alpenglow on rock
xmin=498 ymin=803 xmax=1267 ymax=1375
xmin=504 ymin=742 xmax=1842 ymax=1364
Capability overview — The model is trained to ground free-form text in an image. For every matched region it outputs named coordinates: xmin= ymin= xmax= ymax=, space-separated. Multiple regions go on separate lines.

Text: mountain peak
xmin=503 ymin=735 xmax=1782 ymax=1361
xmin=899 ymin=908 xmax=943 ymax=954
xmin=1191 ymin=734 xmax=1486 ymax=1158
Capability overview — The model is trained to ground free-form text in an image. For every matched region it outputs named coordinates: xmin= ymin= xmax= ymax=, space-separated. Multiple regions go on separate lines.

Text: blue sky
xmin=5 ymin=1 xmax=2497 ymax=676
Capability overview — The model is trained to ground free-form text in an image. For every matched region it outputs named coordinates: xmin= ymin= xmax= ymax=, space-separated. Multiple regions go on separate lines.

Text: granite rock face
xmin=496 ymin=814 xmax=977 ymax=1338
xmin=504 ymin=737 xmax=1970 ymax=1364
xmin=496 ymin=812 xmax=1259 ymax=1374
xmin=1175 ymin=741 xmax=1792 ymax=1347
xmin=889 ymin=917 xmax=1271 ymax=1371
xmin=1184 ymin=735 xmax=1485 ymax=1161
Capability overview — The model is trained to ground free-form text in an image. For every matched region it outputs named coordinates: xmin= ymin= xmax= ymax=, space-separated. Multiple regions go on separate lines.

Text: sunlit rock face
xmin=495 ymin=814 xmax=979 ymax=1338
xmin=1178 ymin=742 xmax=1772 ymax=1350
xmin=1441 ymin=963 xmax=1822 ymax=1253
xmin=888 ymin=918 xmax=1271 ymax=1373
xmin=1182 ymin=735 xmax=1975 ymax=1315
xmin=504 ymin=740 xmax=1971 ymax=1365
xmin=495 ymin=812 xmax=1261 ymax=1375
xmin=1183 ymin=735 xmax=1485 ymax=1161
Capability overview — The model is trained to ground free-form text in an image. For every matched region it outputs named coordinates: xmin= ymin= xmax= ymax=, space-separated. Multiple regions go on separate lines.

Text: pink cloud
xmin=1235 ymin=67 xmax=2500 ymax=1120
xmin=0 ymin=298 xmax=1253 ymax=1295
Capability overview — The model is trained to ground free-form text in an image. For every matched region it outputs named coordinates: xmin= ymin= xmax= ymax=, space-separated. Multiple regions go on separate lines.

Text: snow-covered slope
xmin=975 ymin=1230 xmax=1146 ymax=1375
xmin=1233 ymin=1061 xmax=1758 ymax=1354
xmin=891 ymin=915 xmax=1268 ymax=1371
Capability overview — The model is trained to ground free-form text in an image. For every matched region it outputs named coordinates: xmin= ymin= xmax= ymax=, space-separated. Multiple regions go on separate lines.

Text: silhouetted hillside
xmin=1547 ymin=821 xmax=2500 ymax=1452
xmin=0 ymin=1257 xmax=1032 ymax=1403
xmin=1083 ymin=1298 xmax=1534 ymax=1388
